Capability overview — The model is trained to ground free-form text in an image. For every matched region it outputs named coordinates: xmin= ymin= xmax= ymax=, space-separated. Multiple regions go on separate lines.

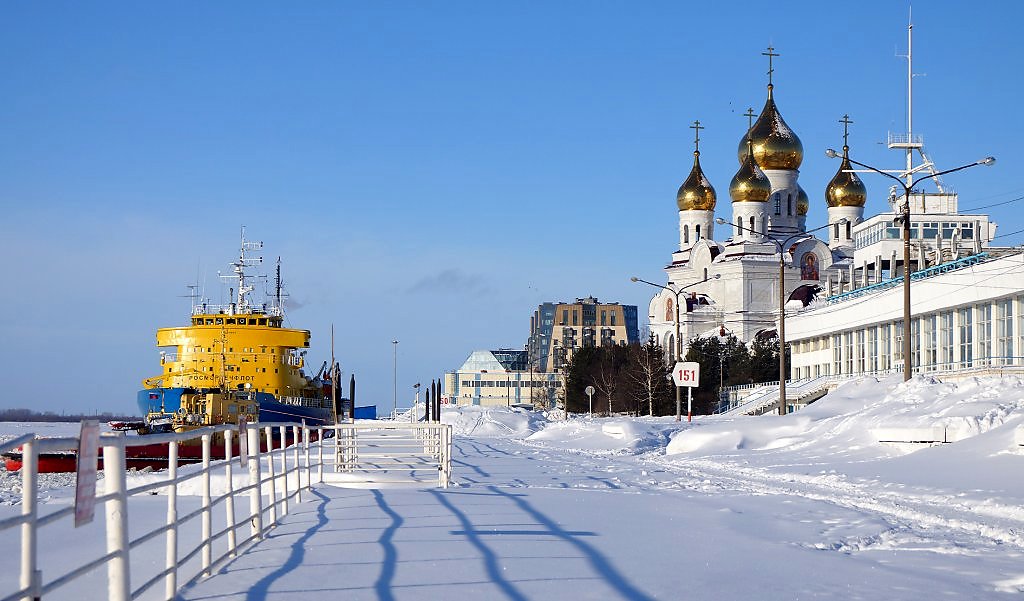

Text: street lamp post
xmin=630 ymin=274 xmax=720 ymax=421
xmin=825 ymin=149 xmax=995 ymax=381
xmin=392 ymin=340 xmax=399 ymax=418
xmin=715 ymin=218 xmax=840 ymax=415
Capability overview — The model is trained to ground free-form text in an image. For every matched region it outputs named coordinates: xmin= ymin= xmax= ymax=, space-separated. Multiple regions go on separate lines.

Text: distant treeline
xmin=0 ymin=408 xmax=141 ymax=423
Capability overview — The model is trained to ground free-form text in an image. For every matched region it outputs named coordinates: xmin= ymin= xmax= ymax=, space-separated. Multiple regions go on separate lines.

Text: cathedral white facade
xmin=646 ymin=55 xmax=864 ymax=360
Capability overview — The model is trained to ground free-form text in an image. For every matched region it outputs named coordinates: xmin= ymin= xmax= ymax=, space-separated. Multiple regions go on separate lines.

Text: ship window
xmin=258 ymin=319 xmax=267 ymax=326
xmin=226 ymin=318 xmax=236 ymax=325
xmin=238 ymin=318 xmax=246 ymax=325
xmin=228 ymin=404 xmax=237 ymax=414
xmin=261 ymin=347 xmax=267 ymax=353
xmin=215 ymin=318 xmax=224 ymax=325
xmin=206 ymin=319 xmax=214 ymax=325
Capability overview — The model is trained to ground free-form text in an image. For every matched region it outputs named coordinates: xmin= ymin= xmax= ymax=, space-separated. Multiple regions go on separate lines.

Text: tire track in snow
xmin=645 ymin=454 xmax=1024 ymax=551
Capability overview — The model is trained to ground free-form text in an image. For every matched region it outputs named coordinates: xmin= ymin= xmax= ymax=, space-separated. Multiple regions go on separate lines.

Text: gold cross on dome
xmin=840 ymin=114 xmax=854 ymax=147
xmin=744 ymin=108 xmax=756 ymax=130
xmin=762 ymin=46 xmax=780 ymax=85
xmin=689 ymin=120 xmax=704 ymax=151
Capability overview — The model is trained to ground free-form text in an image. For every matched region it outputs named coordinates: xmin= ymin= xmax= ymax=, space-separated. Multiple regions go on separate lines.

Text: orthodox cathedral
xmin=646 ymin=48 xmax=867 ymax=359
xmin=647 ymin=29 xmax=1015 ymax=393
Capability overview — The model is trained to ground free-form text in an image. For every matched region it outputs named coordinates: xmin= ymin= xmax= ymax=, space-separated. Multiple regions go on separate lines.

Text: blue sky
xmin=2 ymin=2 xmax=1022 ymax=415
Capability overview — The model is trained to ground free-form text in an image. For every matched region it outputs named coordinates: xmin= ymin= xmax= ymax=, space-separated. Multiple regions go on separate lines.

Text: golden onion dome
xmin=796 ymin=185 xmax=809 ymax=215
xmin=826 ymin=146 xmax=867 ymax=207
xmin=677 ymin=150 xmax=717 ymax=211
xmin=730 ymin=137 xmax=772 ymax=203
xmin=738 ymin=85 xmax=804 ymax=170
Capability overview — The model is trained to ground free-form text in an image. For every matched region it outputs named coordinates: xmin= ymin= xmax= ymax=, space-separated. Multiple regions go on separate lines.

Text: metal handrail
xmin=1 ymin=421 xmax=326 ymax=601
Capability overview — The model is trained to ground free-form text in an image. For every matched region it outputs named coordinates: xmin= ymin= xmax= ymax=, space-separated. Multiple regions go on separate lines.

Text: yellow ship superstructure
xmin=147 ymin=313 xmax=315 ymax=402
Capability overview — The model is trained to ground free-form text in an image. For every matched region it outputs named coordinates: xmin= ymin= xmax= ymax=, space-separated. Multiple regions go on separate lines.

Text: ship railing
xmin=0 ymin=421 xmax=328 ymax=601
xmin=158 ymin=352 xmax=303 ymax=366
xmin=322 ymin=421 xmax=452 ymax=489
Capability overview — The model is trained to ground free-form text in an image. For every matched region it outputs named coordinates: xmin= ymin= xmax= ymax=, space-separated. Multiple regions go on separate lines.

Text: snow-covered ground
xmin=3 ymin=373 xmax=1024 ymax=599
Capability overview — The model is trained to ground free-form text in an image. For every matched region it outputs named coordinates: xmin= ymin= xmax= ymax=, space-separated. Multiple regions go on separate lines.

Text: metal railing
xmin=0 ymin=422 xmax=326 ymax=601
xmin=825 ymin=253 xmax=989 ymax=305
xmin=324 ymin=421 xmax=452 ymax=488
xmin=717 ymin=360 xmax=1024 ymax=416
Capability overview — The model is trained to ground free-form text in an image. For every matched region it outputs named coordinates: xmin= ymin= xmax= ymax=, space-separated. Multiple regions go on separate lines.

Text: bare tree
xmin=593 ymin=354 xmax=617 ymax=415
xmin=628 ymin=333 xmax=671 ymax=416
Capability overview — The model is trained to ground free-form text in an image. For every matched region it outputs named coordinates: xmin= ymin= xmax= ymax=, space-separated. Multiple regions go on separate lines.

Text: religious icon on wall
xmin=801 ymin=252 xmax=819 ymax=281
xmin=665 ymin=297 xmax=674 ymax=322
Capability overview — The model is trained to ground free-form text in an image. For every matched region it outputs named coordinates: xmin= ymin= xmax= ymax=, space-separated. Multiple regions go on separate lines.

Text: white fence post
xmin=292 ymin=425 xmax=302 ymax=504
xmin=317 ymin=427 xmax=324 ymax=484
xmin=201 ymin=433 xmax=212 ymax=576
xmin=224 ymin=428 xmax=237 ymax=557
xmin=19 ymin=438 xmax=38 ymax=601
xmin=247 ymin=425 xmax=264 ymax=540
xmin=278 ymin=426 xmax=289 ymax=517
xmin=303 ymin=426 xmax=311 ymax=492
xmin=165 ymin=440 xmax=178 ymax=600
xmin=102 ymin=440 xmax=131 ymax=601
xmin=264 ymin=425 xmax=277 ymax=527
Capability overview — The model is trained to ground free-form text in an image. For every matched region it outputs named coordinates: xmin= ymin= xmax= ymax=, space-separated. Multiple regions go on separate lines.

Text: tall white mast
xmin=905 ymin=18 xmax=914 ymax=188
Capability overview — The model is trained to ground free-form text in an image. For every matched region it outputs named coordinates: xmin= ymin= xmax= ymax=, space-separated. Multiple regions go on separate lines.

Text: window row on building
xmin=791 ymin=294 xmax=1024 ymax=379
xmin=459 ymin=380 xmax=562 ymax=388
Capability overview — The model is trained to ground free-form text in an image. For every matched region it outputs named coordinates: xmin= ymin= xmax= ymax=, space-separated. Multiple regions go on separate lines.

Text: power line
xmin=960 ymin=194 xmax=1024 ymax=213
xmin=992 ymin=228 xmax=1024 ymax=241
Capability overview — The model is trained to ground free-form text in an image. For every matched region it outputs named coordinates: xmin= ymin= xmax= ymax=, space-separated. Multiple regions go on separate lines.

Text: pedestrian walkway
xmin=178 ymin=436 xmax=966 ymax=600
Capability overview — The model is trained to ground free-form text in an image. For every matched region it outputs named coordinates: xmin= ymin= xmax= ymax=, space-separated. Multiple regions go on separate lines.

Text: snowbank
xmin=665 ymin=374 xmax=1024 ymax=461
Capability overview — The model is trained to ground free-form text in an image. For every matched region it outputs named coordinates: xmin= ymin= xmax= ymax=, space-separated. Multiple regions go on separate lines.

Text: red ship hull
xmin=4 ymin=430 xmax=323 ymax=473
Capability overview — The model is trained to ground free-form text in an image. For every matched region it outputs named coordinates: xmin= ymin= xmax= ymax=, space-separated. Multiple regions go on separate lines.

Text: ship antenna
xmin=276 ymin=257 xmax=282 ymax=312
xmin=223 ymin=225 xmax=264 ymax=313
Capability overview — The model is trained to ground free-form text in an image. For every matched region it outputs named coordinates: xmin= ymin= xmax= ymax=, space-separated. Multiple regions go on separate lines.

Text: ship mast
xmin=276 ymin=257 xmax=283 ymax=313
xmin=226 ymin=226 xmax=263 ymax=314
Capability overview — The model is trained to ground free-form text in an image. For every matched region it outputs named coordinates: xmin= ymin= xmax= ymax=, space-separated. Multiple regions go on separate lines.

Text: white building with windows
xmin=788 ymin=251 xmax=1024 ymax=378
xmin=443 ymin=349 xmax=560 ymax=408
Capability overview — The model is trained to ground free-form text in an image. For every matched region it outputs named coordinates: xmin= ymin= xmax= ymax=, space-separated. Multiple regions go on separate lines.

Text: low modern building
xmin=527 ymin=297 xmax=639 ymax=372
xmin=787 ymin=250 xmax=1024 ymax=379
xmin=443 ymin=349 xmax=560 ymax=408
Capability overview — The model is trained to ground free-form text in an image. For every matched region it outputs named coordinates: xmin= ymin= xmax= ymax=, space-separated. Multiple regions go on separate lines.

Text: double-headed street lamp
xmin=630 ymin=274 xmax=720 ymax=421
xmin=714 ymin=218 xmax=841 ymax=415
xmin=825 ymin=149 xmax=995 ymax=381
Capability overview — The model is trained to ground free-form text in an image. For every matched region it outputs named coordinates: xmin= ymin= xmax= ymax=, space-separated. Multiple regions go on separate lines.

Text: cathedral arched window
xmin=736 ymin=216 xmax=742 ymax=238
xmin=846 ymin=221 xmax=852 ymax=239
xmin=695 ymin=224 xmax=701 ymax=241
xmin=773 ymin=194 xmax=781 ymax=215
xmin=749 ymin=216 xmax=756 ymax=235
xmin=683 ymin=224 xmax=689 ymax=244
xmin=834 ymin=222 xmax=840 ymax=240
xmin=788 ymin=194 xmax=794 ymax=216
